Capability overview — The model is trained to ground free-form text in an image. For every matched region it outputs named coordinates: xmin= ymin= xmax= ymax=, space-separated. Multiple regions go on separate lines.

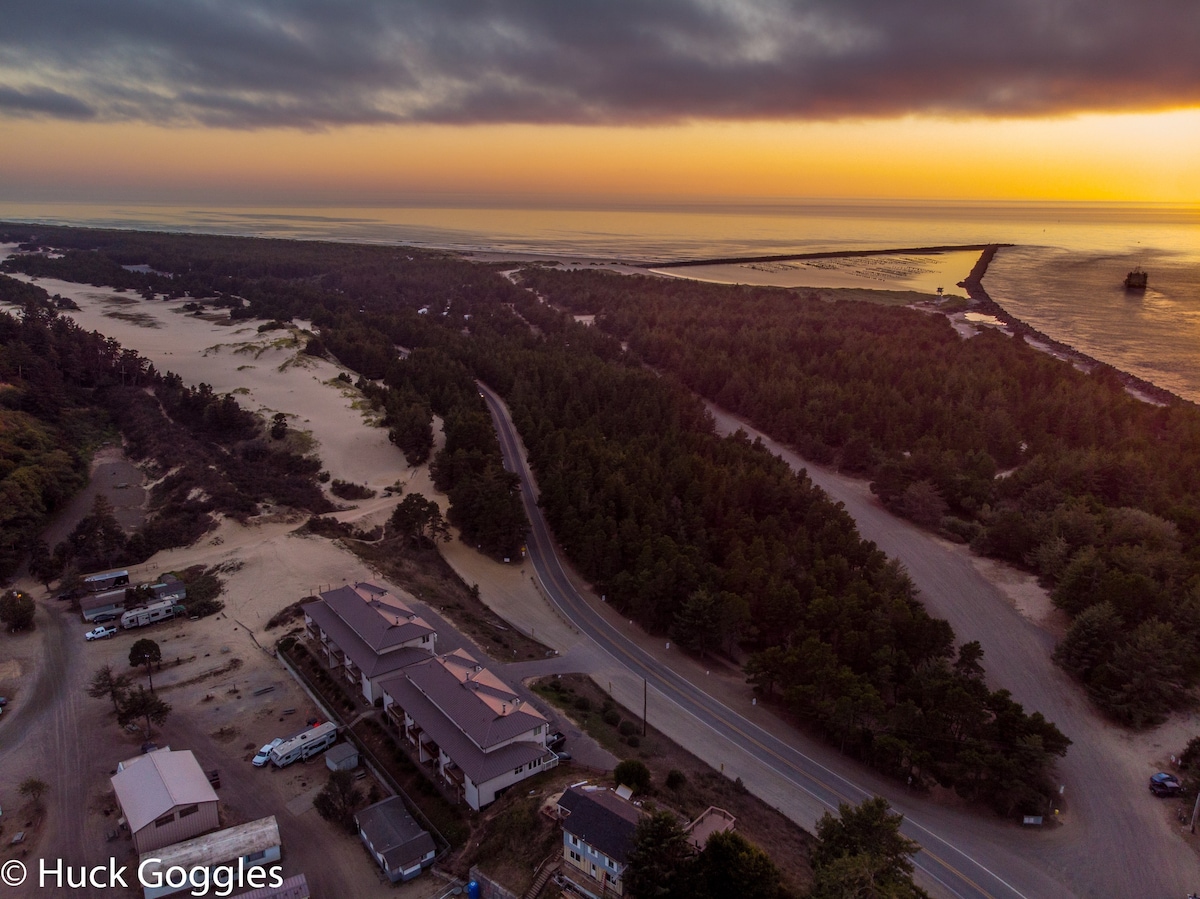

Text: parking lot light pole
xmin=1189 ymin=788 xmax=1200 ymax=834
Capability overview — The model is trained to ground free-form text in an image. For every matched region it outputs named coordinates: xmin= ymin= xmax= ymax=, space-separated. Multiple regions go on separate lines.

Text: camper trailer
xmin=83 ymin=569 xmax=130 ymax=593
xmin=269 ymin=722 xmax=338 ymax=768
xmin=120 ymin=599 xmax=181 ymax=630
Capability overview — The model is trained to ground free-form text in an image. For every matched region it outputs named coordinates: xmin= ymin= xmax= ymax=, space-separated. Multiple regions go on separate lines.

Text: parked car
xmin=253 ymin=738 xmax=283 ymax=767
xmin=84 ymin=625 xmax=118 ymax=641
xmin=554 ymin=750 xmax=572 ymax=762
xmin=547 ymin=731 xmax=566 ymax=751
xmin=0 ymin=697 xmax=8 ymax=706
xmin=1150 ymin=772 xmax=1182 ymax=796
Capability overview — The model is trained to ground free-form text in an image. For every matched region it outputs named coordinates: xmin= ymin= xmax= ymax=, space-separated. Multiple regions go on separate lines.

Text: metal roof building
xmin=138 ymin=816 xmax=282 ymax=899
xmin=111 ymin=749 xmax=220 ymax=854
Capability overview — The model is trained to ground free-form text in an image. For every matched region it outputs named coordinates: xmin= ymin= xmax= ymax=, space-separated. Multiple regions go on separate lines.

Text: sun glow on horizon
xmin=2 ymin=108 xmax=1197 ymax=207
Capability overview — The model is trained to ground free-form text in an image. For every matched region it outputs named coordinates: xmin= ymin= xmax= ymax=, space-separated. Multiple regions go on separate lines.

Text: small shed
xmin=325 ymin=742 xmax=360 ymax=772
xmin=356 ymin=797 xmax=436 ymax=883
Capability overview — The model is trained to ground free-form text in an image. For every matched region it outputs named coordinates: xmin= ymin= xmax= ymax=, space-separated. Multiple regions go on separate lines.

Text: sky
xmin=1 ymin=0 xmax=1198 ymax=208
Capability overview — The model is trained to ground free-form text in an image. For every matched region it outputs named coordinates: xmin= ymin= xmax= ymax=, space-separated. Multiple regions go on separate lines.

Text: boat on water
xmin=1124 ymin=268 xmax=1148 ymax=290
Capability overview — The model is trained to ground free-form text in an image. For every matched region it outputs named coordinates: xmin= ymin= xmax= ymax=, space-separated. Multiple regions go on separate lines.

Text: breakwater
xmin=962 ymin=245 xmax=1187 ymax=407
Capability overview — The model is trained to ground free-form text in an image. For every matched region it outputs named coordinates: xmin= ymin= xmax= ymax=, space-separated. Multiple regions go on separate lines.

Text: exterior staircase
xmin=524 ymin=855 xmax=561 ymax=899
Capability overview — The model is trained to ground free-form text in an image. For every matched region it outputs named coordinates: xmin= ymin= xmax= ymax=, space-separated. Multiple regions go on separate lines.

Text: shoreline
xmin=961 ymin=245 xmax=1190 ymax=408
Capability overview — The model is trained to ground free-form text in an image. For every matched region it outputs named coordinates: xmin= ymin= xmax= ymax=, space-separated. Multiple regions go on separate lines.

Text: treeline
xmin=1 ymin=224 xmax=531 ymax=560
xmin=0 ymin=277 xmax=332 ymax=581
xmin=487 ymin=325 xmax=1068 ymax=814
xmin=0 ymin=228 xmax=1068 ymax=813
xmin=518 ymin=266 xmax=1200 ymax=727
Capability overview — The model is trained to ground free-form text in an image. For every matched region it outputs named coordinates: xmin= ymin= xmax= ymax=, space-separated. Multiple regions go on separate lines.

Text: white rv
xmin=120 ymin=599 xmax=180 ymax=629
xmin=269 ymin=722 xmax=338 ymax=768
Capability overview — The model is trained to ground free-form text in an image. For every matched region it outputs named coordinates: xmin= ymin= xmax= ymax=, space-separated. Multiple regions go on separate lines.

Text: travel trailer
xmin=120 ymin=599 xmax=182 ymax=630
xmin=269 ymin=722 xmax=338 ymax=768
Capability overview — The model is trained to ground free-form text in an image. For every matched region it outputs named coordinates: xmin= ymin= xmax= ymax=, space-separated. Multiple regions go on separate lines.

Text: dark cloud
xmin=1 ymin=0 xmax=1197 ymax=129
xmin=0 ymin=85 xmax=94 ymax=119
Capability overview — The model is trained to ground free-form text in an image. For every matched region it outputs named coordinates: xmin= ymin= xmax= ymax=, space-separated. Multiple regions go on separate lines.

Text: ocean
xmin=1 ymin=199 xmax=1197 ymax=401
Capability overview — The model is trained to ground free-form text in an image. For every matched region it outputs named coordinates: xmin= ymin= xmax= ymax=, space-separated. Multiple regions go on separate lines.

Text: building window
xmin=154 ymin=813 xmax=175 ymax=828
xmin=514 ymin=765 xmax=524 ymax=774
xmin=569 ymin=850 xmax=582 ymax=863
xmin=178 ymin=804 xmax=199 ymax=818
xmin=422 ymin=635 xmax=430 ymax=643
xmin=606 ymin=873 xmax=618 ymax=885
xmin=245 ymin=850 xmax=267 ymax=863
xmin=569 ymin=835 xmax=580 ymax=847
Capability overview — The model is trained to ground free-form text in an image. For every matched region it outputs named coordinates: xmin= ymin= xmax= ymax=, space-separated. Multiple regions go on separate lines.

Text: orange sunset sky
xmin=1 ymin=2 xmax=1198 ymax=207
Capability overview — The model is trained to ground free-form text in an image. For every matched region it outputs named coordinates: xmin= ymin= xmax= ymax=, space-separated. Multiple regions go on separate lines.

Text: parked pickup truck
xmin=85 ymin=625 xmax=118 ymax=641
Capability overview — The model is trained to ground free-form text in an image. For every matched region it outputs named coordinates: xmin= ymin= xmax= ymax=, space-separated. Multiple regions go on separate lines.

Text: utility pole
xmin=642 ymin=678 xmax=647 ymax=737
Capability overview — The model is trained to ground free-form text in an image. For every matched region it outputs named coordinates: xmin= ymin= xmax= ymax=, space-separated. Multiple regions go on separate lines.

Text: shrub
xmin=614 ymin=759 xmax=651 ymax=794
xmin=625 ymin=735 xmax=640 ymax=748
xmin=574 ymin=696 xmax=591 ymax=712
xmin=330 ymin=479 xmax=376 ymax=500
xmin=619 ymin=720 xmax=638 ymax=736
xmin=602 ymin=708 xmax=621 ymax=727
xmin=666 ymin=769 xmax=687 ymax=790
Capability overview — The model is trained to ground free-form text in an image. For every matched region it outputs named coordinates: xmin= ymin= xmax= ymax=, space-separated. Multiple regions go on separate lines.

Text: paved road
xmin=478 ymin=382 xmax=1074 ymax=899
xmin=702 ymin=403 xmax=1200 ymax=899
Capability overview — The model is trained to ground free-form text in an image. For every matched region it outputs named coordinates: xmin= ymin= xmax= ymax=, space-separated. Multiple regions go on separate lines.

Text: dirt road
xmin=704 ymin=402 xmax=1200 ymax=898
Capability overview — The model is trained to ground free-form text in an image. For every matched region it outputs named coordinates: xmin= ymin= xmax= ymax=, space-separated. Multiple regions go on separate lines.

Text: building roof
xmin=232 ymin=874 xmax=310 ymax=899
xmin=303 ymin=583 xmax=435 ymax=676
xmin=111 ymin=749 xmax=219 ymax=834
xmin=356 ymin=797 xmax=436 ymax=871
xmin=380 ymin=660 xmax=551 ymax=785
xmin=80 ymin=589 xmax=126 ymax=612
xmin=400 ymin=649 xmax=547 ymax=749
xmin=559 ymin=786 xmax=644 ymax=865
xmin=320 ymin=583 xmax=435 ymax=651
xmin=138 ymin=816 xmax=280 ymax=876
xmin=304 ymin=602 xmax=432 ymax=678
xmin=326 ymin=742 xmax=359 ymax=764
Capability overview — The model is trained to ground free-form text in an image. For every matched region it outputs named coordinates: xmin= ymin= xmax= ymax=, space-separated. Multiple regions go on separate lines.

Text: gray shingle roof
xmin=303 ymin=582 xmax=434 ymax=677
xmin=379 ymin=651 xmax=552 ymax=785
xmin=401 ymin=649 xmax=546 ymax=749
xmin=319 ymin=583 xmax=434 ymax=651
xmin=356 ymin=797 xmax=436 ymax=872
xmin=559 ymin=787 xmax=644 ymax=865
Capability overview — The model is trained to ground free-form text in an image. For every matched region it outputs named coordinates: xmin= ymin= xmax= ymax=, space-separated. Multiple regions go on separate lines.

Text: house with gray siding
xmin=355 ymin=797 xmax=436 ymax=882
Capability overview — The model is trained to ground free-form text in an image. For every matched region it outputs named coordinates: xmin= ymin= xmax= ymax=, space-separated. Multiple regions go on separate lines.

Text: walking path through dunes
xmin=704 ymin=402 xmax=1200 ymax=898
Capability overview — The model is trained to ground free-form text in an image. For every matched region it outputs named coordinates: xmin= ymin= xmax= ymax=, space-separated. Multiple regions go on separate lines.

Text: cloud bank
xmin=2 ymin=1 xmax=1198 ymax=129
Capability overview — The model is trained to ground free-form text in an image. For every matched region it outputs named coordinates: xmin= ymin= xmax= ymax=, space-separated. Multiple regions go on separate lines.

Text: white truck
xmin=85 ymin=625 xmax=118 ymax=641
xmin=120 ymin=599 xmax=181 ymax=630
xmin=269 ymin=722 xmax=338 ymax=768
